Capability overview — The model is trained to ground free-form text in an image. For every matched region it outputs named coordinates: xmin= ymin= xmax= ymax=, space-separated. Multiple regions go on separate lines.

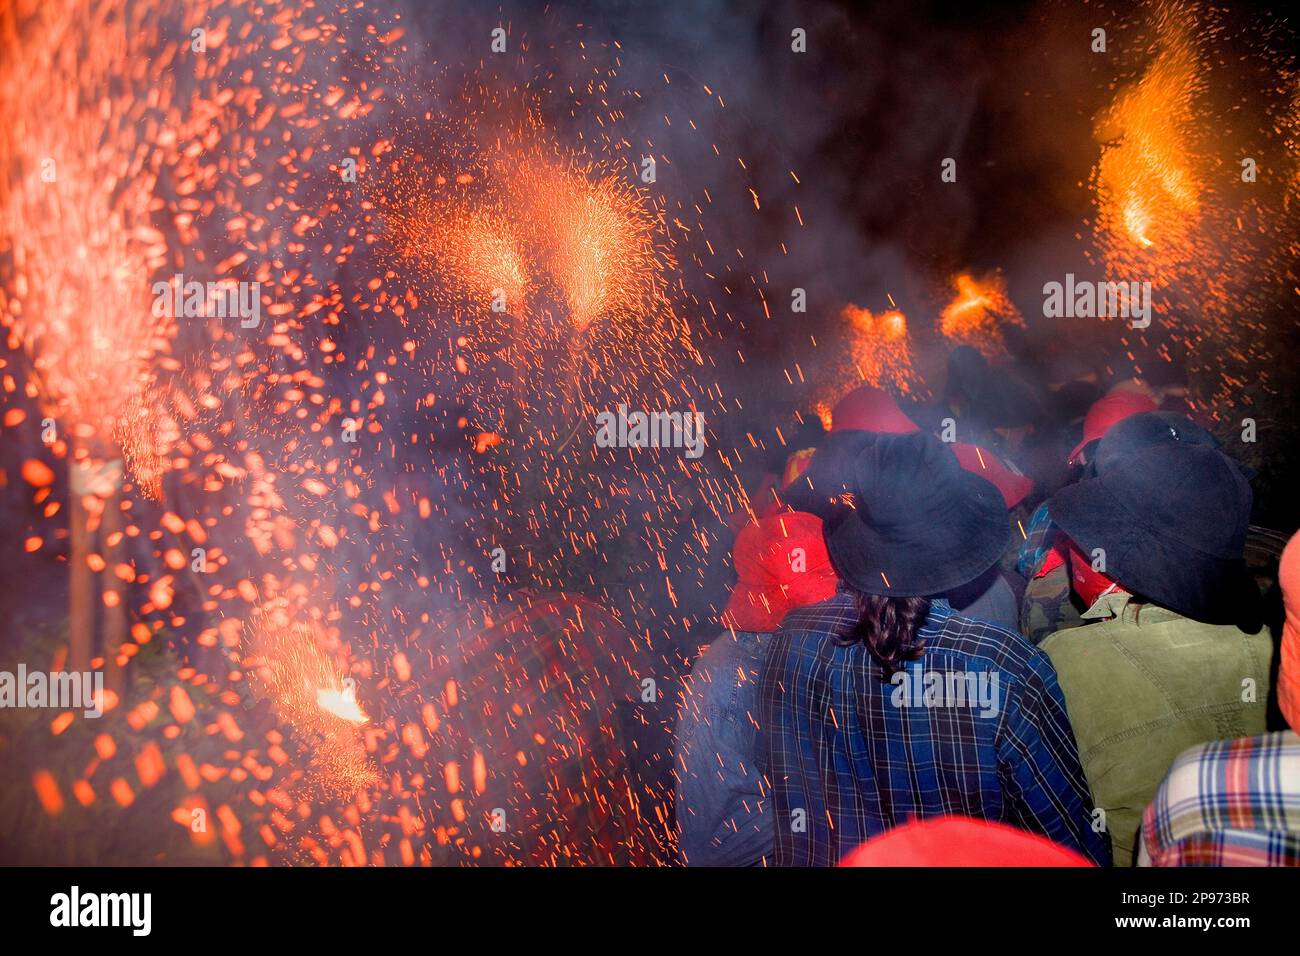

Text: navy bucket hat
xmin=825 ymin=432 xmax=1011 ymax=597
xmin=1049 ymin=441 xmax=1261 ymax=628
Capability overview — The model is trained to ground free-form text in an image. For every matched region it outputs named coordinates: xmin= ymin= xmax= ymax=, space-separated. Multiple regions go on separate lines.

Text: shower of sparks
xmin=841 ymin=304 xmax=919 ymax=391
xmin=1093 ymin=5 xmax=1206 ymax=258
xmin=1 ymin=0 xmax=1295 ymax=868
xmin=0 ymin=0 xmax=774 ymax=866
xmin=938 ymin=272 xmax=1022 ymax=357
xmin=0 ymin=0 xmax=178 ymax=442
xmin=1088 ymin=0 xmax=1300 ymax=420
xmin=115 ymin=381 xmax=176 ymax=501
xmin=242 ymin=603 xmax=376 ymax=798
xmin=810 ymin=304 xmax=920 ymax=430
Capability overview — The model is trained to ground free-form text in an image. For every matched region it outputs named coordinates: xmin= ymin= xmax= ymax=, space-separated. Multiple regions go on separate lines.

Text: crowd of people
xmin=674 ymin=349 xmax=1300 ymax=866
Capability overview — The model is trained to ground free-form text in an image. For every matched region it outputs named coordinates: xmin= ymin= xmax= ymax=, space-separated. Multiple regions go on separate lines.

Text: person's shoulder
xmin=1153 ymin=732 xmax=1300 ymax=821
xmin=688 ymin=631 xmax=759 ymax=680
xmin=777 ymin=593 xmax=857 ymax=641
xmin=1038 ymin=616 xmax=1125 ymax=666
xmin=931 ymin=610 xmax=1043 ymax=671
xmin=1169 ymin=731 xmax=1300 ymax=776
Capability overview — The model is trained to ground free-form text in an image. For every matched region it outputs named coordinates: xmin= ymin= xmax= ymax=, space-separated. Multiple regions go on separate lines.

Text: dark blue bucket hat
xmin=825 ymin=432 xmax=1011 ymax=597
xmin=1049 ymin=441 xmax=1261 ymax=628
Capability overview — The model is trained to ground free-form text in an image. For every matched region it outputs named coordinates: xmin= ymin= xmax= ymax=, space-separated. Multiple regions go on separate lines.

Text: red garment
xmin=1034 ymin=541 xmax=1067 ymax=579
xmin=951 ymin=442 xmax=1034 ymax=509
xmin=722 ymin=511 xmax=839 ymax=633
xmin=1065 ymin=538 xmax=1125 ymax=609
xmin=1280 ymin=532 xmax=1300 ymax=734
xmin=839 ymin=816 xmax=1095 ymax=867
xmin=1068 ymin=388 xmax=1159 ymax=464
xmin=830 ymin=384 xmax=919 ymax=435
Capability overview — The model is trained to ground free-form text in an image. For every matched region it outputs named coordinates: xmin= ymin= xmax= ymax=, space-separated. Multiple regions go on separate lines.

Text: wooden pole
xmin=67 ymin=444 xmax=94 ymax=673
xmin=101 ymin=478 xmax=127 ymax=694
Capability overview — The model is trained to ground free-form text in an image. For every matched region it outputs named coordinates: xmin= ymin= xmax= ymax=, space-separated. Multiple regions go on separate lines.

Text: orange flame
xmin=939 ymin=272 xmax=1021 ymax=355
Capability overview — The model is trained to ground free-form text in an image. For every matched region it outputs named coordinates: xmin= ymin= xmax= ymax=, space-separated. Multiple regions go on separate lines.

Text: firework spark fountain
xmin=242 ymin=602 xmax=375 ymax=798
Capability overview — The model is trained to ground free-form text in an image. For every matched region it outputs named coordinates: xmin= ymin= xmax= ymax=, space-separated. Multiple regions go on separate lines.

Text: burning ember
xmin=1093 ymin=5 xmax=1206 ymax=257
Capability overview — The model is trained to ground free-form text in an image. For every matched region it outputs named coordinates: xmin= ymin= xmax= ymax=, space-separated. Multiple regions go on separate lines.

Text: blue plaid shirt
xmin=1016 ymin=501 xmax=1057 ymax=578
xmin=759 ymin=593 xmax=1110 ymax=866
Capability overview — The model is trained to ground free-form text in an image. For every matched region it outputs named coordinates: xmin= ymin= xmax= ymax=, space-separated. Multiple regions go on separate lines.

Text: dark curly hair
xmin=836 ymin=590 xmax=930 ymax=676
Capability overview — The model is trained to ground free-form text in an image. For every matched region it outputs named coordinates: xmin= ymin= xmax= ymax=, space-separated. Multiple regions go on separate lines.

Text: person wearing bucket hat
xmin=1066 ymin=385 xmax=1160 ymax=467
xmin=1018 ymin=411 xmax=1235 ymax=644
xmin=1091 ymin=409 xmax=1220 ymax=474
xmin=1039 ymin=441 xmax=1271 ymax=865
xmin=1137 ymin=530 xmax=1300 ymax=867
xmin=832 ymin=383 xmax=1036 ymax=509
xmin=791 ymin=386 xmax=1026 ymax=630
xmin=674 ymin=511 xmax=838 ymax=866
xmin=759 ymin=431 xmax=1108 ymax=866
xmin=1015 ymin=387 xmax=1160 ymax=587
xmin=823 ymin=431 xmax=1012 ymax=597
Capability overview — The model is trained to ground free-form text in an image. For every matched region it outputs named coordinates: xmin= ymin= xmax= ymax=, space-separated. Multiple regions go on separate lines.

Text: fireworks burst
xmin=0 ymin=0 xmax=178 ymax=441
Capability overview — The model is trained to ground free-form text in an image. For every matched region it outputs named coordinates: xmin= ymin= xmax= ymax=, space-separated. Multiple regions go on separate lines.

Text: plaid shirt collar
xmin=781 ymin=591 xmax=953 ymax=639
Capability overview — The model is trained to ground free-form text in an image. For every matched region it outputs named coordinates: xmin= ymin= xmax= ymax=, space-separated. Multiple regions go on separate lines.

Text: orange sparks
xmin=938 ymin=272 xmax=1022 ymax=355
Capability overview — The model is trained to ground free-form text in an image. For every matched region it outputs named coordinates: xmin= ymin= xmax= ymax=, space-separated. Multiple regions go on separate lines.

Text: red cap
xmin=951 ymin=443 xmax=1034 ymax=509
xmin=839 ymin=816 xmax=1095 ymax=867
xmin=1068 ymin=389 xmax=1159 ymax=465
xmin=830 ymin=385 xmax=919 ymax=435
xmin=722 ymin=511 xmax=839 ymax=633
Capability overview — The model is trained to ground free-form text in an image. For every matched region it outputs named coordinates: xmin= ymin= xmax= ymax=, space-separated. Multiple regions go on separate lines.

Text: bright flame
xmin=243 ymin=604 xmax=375 ymax=796
xmin=813 ymin=303 xmax=920 ymax=417
xmin=315 ymin=681 xmax=368 ymax=725
xmin=939 ymin=272 xmax=1022 ymax=355
xmin=1094 ymin=4 xmax=1205 ymax=256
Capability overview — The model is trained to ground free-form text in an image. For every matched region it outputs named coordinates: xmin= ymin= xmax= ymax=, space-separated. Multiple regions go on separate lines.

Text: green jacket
xmin=1041 ymin=593 xmax=1272 ymax=865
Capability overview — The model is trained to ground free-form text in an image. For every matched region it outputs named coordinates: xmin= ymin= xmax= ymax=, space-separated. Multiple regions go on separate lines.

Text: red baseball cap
xmin=1068 ymin=389 xmax=1159 ymax=465
xmin=839 ymin=816 xmax=1095 ymax=867
xmin=722 ymin=511 xmax=839 ymax=633
xmin=951 ymin=443 xmax=1034 ymax=509
xmin=830 ymin=385 xmax=920 ymax=435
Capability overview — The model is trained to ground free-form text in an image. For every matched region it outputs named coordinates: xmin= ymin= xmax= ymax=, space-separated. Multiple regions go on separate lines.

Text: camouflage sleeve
xmin=1020 ymin=562 xmax=1084 ymax=645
